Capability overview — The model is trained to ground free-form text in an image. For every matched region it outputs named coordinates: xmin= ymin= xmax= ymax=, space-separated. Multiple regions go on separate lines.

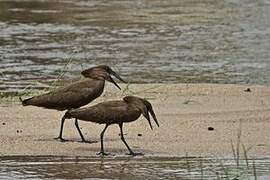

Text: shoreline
xmin=1 ymin=83 xmax=270 ymax=158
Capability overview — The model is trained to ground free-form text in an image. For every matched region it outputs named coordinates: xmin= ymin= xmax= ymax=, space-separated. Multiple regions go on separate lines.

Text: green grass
xmin=182 ymin=120 xmax=259 ymax=179
xmin=216 ymin=120 xmax=257 ymax=179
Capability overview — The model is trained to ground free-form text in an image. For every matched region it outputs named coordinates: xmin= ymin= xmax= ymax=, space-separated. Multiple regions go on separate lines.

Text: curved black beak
xmin=108 ymin=75 xmax=121 ymax=90
xmin=149 ymin=107 xmax=159 ymax=127
xmin=143 ymin=99 xmax=159 ymax=128
xmin=142 ymin=107 xmax=153 ymax=130
xmin=109 ymin=69 xmax=126 ymax=83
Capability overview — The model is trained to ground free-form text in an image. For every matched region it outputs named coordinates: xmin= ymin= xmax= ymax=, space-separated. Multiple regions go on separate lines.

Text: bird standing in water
xmin=64 ymin=96 xmax=159 ymax=156
xmin=20 ymin=65 xmax=126 ymax=143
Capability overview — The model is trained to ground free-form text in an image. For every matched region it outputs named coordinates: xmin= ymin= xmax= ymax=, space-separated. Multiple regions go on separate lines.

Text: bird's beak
xmin=108 ymin=75 xmax=121 ymax=90
xmin=143 ymin=99 xmax=159 ymax=128
xmin=149 ymin=107 xmax=159 ymax=127
xmin=142 ymin=108 xmax=153 ymax=130
xmin=109 ymin=69 xmax=126 ymax=83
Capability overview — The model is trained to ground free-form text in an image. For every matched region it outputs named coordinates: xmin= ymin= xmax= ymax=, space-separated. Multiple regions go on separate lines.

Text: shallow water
xmin=1 ymin=0 xmax=270 ymax=92
xmin=0 ymin=156 xmax=270 ymax=179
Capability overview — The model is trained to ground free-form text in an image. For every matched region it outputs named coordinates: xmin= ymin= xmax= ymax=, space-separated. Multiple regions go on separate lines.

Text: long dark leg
xmin=54 ymin=115 xmax=67 ymax=142
xmin=119 ymin=123 xmax=134 ymax=155
xmin=74 ymin=119 xmax=97 ymax=144
xmin=74 ymin=119 xmax=86 ymax=142
xmin=119 ymin=123 xmax=143 ymax=156
xmin=97 ymin=124 xmax=109 ymax=156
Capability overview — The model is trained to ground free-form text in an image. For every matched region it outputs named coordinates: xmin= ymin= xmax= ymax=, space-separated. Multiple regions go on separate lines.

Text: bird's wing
xmin=68 ymin=101 xmax=129 ymax=124
xmin=23 ymin=79 xmax=103 ymax=110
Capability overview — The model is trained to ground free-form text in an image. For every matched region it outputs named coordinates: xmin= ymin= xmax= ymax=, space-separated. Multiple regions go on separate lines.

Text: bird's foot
xmin=126 ymin=152 xmax=144 ymax=156
xmin=54 ymin=137 xmax=68 ymax=142
xmin=97 ymin=151 xmax=110 ymax=156
xmin=80 ymin=139 xmax=98 ymax=144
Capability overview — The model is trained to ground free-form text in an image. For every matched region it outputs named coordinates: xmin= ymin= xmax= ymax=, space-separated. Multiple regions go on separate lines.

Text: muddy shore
xmin=1 ymin=83 xmax=270 ymax=158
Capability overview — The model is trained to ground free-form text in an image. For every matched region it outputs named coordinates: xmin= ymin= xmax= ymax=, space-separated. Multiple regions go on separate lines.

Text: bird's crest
xmin=81 ymin=65 xmax=126 ymax=90
xmin=124 ymin=96 xmax=159 ymax=130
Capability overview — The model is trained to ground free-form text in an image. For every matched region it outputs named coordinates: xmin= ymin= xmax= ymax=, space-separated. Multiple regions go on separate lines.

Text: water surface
xmin=1 ymin=0 xmax=270 ymax=92
xmin=1 ymin=156 xmax=270 ymax=179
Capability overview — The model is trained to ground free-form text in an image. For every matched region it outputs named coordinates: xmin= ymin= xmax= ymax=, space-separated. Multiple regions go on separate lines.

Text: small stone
xmin=138 ymin=133 xmax=142 ymax=137
xmin=208 ymin=127 xmax=214 ymax=131
xmin=244 ymin=88 xmax=251 ymax=92
xmin=2 ymin=123 xmax=5 ymax=125
xmin=16 ymin=130 xmax=20 ymax=133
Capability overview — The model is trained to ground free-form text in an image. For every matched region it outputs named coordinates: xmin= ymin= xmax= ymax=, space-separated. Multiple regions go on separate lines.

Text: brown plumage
xmin=64 ymin=96 xmax=159 ymax=156
xmin=20 ymin=65 xmax=126 ymax=143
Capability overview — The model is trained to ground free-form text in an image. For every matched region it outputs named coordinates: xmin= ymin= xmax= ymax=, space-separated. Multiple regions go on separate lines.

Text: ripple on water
xmin=0 ymin=0 xmax=270 ymax=92
xmin=0 ymin=156 xmax=270 ymax=179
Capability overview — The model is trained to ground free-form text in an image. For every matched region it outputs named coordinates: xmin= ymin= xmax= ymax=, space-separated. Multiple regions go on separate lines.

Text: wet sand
xmin=1 ymin=83 xmax=270 ymax=158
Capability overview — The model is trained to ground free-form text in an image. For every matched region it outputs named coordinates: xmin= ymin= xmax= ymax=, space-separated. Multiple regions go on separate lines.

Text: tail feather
xmin=20 ymin=96 xmax=34 ymax=106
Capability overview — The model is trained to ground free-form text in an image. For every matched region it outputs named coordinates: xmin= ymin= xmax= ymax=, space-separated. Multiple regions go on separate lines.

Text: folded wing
xmin=66 ymin=101 xmax=137 ymax=124
xmin=22 ymin=79 xmax=104 ymax=110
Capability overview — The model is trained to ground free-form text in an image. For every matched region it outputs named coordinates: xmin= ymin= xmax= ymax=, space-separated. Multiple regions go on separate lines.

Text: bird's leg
xmin=97 ymin=124 xmax=109 ymax=156
xmin=74 ymin=119 xmax=96 ymax=143
xmin=75 ymin=118 xmax=86 ymax=142
xmin=74 ymin=118 xmax=86 ymax=142
xmin=54 ymin=116 xmax=67 ymax=142
xmin=118 ymin=123 xmax=143 ymax=156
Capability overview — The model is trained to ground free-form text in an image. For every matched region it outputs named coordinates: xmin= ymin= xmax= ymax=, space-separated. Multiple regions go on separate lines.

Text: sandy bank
xmin=1 ymin=83 xmax=270 ymax=158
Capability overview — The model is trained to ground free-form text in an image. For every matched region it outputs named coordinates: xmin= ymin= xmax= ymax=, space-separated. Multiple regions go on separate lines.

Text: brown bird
xmin=20 ymin=65 xmax=126 ymax=143
xmin=64 ymin=96 xmax=159 ymax=156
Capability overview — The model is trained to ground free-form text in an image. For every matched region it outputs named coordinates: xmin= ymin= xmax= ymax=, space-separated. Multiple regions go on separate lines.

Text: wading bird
xmin=20 ymin=65 xmax=125 ymax=143
xmin=63 ymin=96 xmax=159 ymax=156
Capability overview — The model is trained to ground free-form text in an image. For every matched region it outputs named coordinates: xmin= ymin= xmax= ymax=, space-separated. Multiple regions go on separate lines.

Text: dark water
xmin=1 ymin=0 xmax=270 ymax=92
xmin=0 ymin=156 xmax=270 ymax=179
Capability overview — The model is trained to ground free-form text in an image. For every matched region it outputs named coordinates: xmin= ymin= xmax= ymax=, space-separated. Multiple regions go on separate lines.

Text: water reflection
xmin=0 ymin=0 xmax=270 ymax=92
xmin=0 ymin=156 xmax=270 ymax=179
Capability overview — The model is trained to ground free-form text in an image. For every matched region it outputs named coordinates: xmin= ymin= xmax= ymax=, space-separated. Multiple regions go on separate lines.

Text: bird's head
xmin=81 ymin=65 xmax=126 ymax=90
xmin=123 ymin=96 xmax=159 ymax=130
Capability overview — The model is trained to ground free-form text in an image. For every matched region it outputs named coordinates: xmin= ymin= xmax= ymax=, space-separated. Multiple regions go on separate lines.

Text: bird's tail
xmin=19 ymin=96 xmax=33 ymax=106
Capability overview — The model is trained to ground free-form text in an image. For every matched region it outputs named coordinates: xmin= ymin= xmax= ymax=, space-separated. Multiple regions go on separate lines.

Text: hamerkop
xmin=63 ymin=96 xmax=159 ymax=156
xmin=20 ymin=65 xmax=125 ymax=142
